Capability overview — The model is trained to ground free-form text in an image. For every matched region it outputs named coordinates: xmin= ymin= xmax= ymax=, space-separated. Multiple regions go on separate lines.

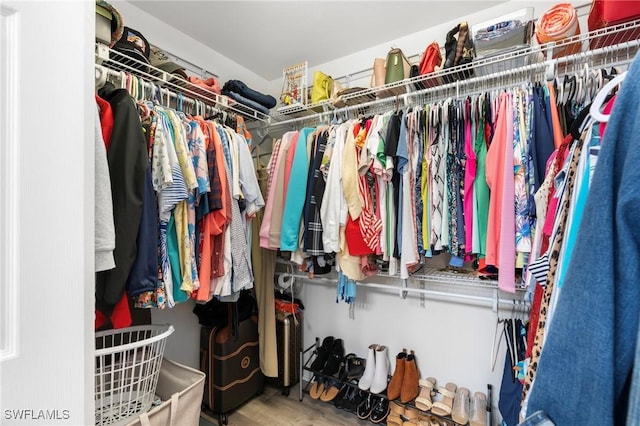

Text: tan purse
xmin=370 ymin=58 xmax=386 ymax=88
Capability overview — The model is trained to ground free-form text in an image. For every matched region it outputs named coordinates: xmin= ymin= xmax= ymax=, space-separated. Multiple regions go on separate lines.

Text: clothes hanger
xmin=490 ymin=294 xmax=506 ymax=372
xmin=554 ymin=76 xmax=563 ymax=106
xmin=590 ymin=71 xmax=627 ymax=123
xmin=176 ymin=92 xmax=183 ymax=112
xmin=95 ymin=66 xmax=109 ymax=90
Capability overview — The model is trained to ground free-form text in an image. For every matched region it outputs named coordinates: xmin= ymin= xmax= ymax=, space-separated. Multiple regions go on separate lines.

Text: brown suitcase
xmin=275 ymin=311 xmax=302 ymax=397
xmin=200 ymin=315 xmax=263 ymax=425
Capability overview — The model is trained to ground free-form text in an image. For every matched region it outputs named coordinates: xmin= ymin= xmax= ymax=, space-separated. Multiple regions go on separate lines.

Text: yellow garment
xmin=167 ymin=111 xmax=198 ymax=293
xmin=342 ymin=126 xmax=363 ymax=220
xmin=337 ymin=227 xmax=366 ymax=281
xmin=421 ymin=157 xmax=430 ymax=251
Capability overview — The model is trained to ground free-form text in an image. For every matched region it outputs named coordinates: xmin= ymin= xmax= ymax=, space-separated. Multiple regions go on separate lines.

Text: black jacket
xmin=96 ymin=84 xmax=148 ymax=315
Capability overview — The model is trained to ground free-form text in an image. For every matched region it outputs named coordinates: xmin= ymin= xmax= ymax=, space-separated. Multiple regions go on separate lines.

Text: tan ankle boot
xmin=400 ymin=350 xmax=419 ymax=404
xmin=387 ymin=348 xmax=407 ymax=400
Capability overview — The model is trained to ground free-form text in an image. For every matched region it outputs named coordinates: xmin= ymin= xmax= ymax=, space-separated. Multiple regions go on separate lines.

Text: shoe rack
xmin=300 ymin=338 xmax=491 ymax=426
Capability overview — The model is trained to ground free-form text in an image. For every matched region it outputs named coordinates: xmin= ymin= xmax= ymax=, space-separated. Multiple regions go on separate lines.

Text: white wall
xmin=299 ymin=278 xmax=508 ymax=418
xmin=112 ymin=1 xmax=272 ymax=93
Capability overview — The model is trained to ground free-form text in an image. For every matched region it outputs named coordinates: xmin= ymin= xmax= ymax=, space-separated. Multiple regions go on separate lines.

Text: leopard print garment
xmin=521 ymin=136 xmax=584 ymax=402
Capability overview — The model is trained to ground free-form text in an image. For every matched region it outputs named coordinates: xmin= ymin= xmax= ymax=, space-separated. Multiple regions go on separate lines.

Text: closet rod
xmin=288 ymin=273 xmax=528 ymax=311
xmin=95 ymin=43 xmax=271 ymax=123
xmin=96 ymin=64 xmax=219 ymax=115
xmin=270 ymin=22 xmax=640 ymax=129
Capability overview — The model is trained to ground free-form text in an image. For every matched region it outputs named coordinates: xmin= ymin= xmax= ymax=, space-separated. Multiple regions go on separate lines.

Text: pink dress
xmin=463 ymin=101 xmax=476 ymax=258
xmin=485 ymin=93 xmax=516 ymax=293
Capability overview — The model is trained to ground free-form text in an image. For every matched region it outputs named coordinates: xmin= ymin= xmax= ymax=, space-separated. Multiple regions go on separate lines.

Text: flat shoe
xmin=320 ymin=379 xmax=343 ymax=402
xmin=369 ymin=395 xmax=390 ymax=424
xmin=356 ymin=393 xmax=374 ymax=419
xmin=308 ymin=376 xmax=325 ymax=399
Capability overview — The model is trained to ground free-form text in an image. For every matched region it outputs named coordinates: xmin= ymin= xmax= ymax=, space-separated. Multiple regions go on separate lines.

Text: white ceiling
xmin=129 ymin=1 xmax=505 ymax=81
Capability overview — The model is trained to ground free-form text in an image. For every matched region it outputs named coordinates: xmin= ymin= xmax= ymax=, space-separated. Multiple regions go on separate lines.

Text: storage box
xmin=475 ymin=45 xmax=540 ymax=77
xmin=126 ymin=358 xmax=205 ymax=426
xmin=473 ymin=8 xmax=534 ymax=57
xmin=96 ymin=5 xmax=113 ymax=45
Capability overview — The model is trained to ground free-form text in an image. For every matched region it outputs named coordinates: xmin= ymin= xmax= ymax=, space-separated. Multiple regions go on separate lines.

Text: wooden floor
xmin=199 ymin=384 xmax=378 ymax=426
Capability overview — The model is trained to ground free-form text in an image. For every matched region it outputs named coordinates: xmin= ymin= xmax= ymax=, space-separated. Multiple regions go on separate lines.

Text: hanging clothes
xmin=96 ymin=83 xmax=148 ymax=319
xmin=281 ymin=128 xmax=314 ymax=251
xmin=485 ymin=92 xmax=516 ymax=293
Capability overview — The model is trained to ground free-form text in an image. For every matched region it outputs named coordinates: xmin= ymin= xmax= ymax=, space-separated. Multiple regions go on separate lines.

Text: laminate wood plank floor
xmin=199 ymin=384 xmax=377 ymax=426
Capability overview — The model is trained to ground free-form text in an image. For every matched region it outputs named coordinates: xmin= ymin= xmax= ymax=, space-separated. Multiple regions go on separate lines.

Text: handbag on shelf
xmin=311 ymin=71 xmax=334 ymax=104
xmin=370 ymin=57 xmax=387 ymax=88
xmin=384 ymin=47 xmax=412 ymax=85
xmin=419 ymin=42 xmax=442 ymax=75
xmin=443 ymin=22 xmax=475 ymax=84
xmin=588 ymin=0 xmax=640 ymax=49
xmin=416 ymin=41 xmax=443 ymax=89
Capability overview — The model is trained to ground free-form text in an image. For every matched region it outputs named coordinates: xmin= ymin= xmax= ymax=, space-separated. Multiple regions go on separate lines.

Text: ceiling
xmin=129 ymin=1 xmax=505 ymax=81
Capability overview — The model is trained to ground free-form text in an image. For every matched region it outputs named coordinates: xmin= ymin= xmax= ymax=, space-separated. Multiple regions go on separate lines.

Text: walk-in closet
xmin=1 ymin=1 xmax=640 ymax=425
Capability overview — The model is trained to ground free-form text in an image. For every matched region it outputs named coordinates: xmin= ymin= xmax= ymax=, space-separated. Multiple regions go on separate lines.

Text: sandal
xmin=320 ymin=379 xmax=343 ymax=402
xmin=310 ymin=336 xmax=334 ymax=372
xmin=431 ymin=382 xmax=457 ymax=417
xmin=469 ymin=391 xmax=487 ymax=426
xmin=308 ymin=376 xmax=325 ymax=399
xmin=415 ymin=377 xmax=437 ymax=411
xmin=416 ymin=415 xmax=435 ymax=426
xmin=451 ymin=387 xmax=470 ymax=425
xmin=386 ymin=401 xmax=405 ymax=426
xmin=402 ymin=406 xmax=420 ymax=425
